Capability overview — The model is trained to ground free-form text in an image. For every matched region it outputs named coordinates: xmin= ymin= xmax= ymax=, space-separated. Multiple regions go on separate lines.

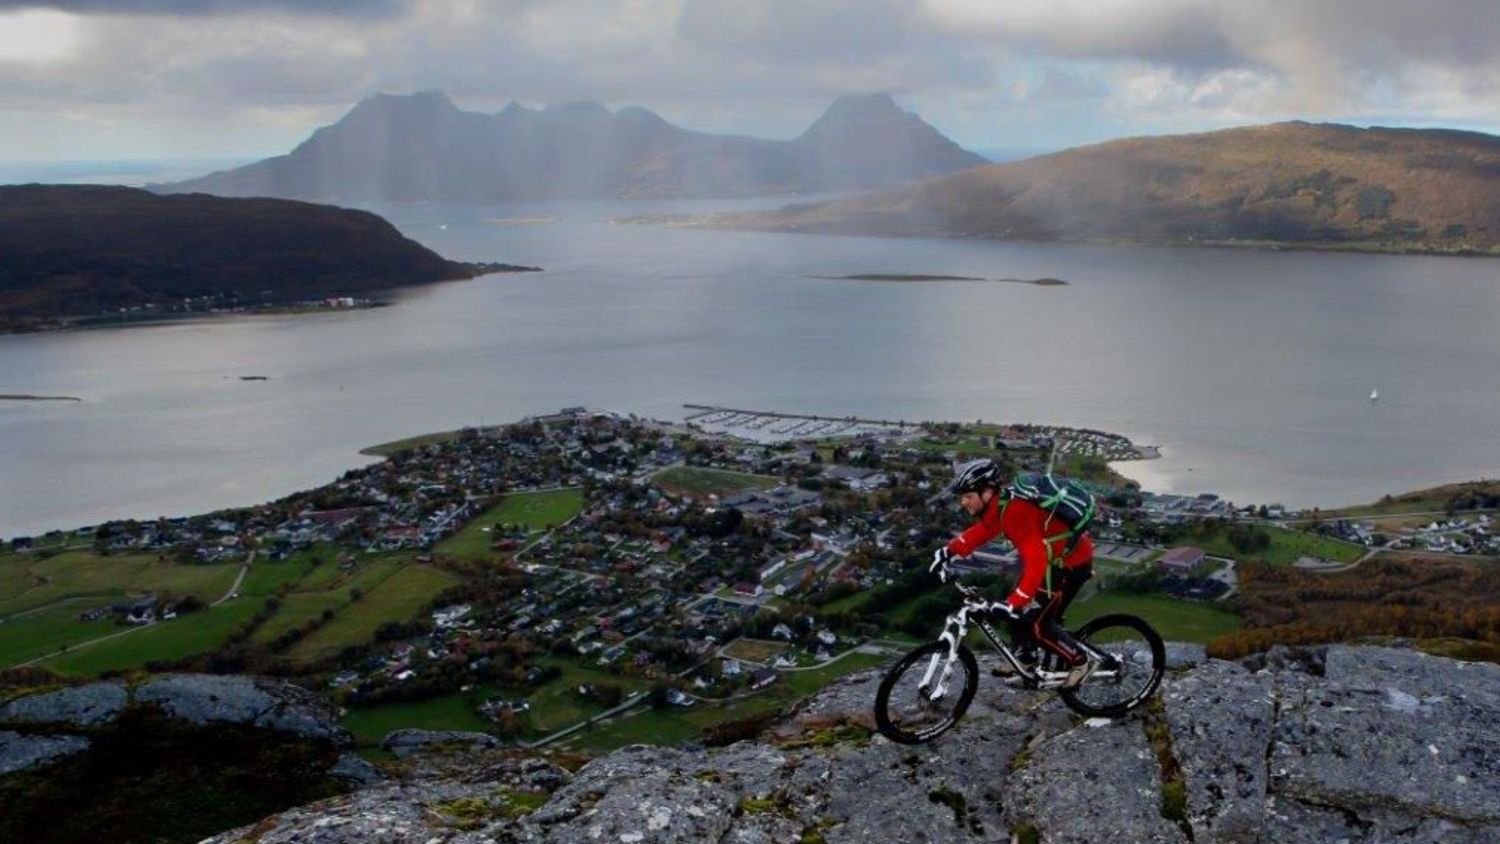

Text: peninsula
xmin=0 ymin=185 xmax=537 ymax=333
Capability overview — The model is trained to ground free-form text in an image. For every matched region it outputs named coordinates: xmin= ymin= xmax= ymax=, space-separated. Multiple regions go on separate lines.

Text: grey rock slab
xmin=0 ymin=682 xmax=127 ymax=729
xmin=520 ymin=745 xmax=735 ymax=843
xmin=0 ymin=730 xmax=91 ymax=776
xmin=778 ymin=668 xmax=883 ymax=734
xmin=688 ymin=742 xmax=792 ymax=801
xmin=202 ymin=779 xmax=515 ymax=844
xmin=722 ymin=813 xmax=805 ymax=844
xmin=1272 ymin=646 xmax=1500 ymax=824
xmin=1004 ymin=718 xmax=1186 ymax=844
xmin=327 ymin=752 xmax=387 ymax=786
xmin=1262 ymin=794 xmax=1500 ymax=844
xmin=808 ymin=739 xmax=990 ymax=843
xmin=1164 ymin=659 xmax=1274 ymax=843
xmin=382 ymin=728 xmax=501 ymax=758
xmin=1163 ymin=642 xmax=1208 ymax=671
xmin=135 ymin=674 xmax=349 ymax=745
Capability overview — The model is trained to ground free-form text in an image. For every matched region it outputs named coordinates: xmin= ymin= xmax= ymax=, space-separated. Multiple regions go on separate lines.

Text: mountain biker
xmin=929 ymin=459 xmax=1097 ymax=688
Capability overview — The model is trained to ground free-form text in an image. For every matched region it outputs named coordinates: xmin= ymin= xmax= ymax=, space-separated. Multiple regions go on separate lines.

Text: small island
xmin=999 ymin=277 xmax=1069 ymax=286
xmin=0 ymin=394 xmax=82 ymax=402
xmin=807 ymin=273 xmax=1069 ymax=285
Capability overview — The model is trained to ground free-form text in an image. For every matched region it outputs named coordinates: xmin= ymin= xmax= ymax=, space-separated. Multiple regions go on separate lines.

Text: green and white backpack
xmin=1005 ymin=472 xmax=1097 ymax=555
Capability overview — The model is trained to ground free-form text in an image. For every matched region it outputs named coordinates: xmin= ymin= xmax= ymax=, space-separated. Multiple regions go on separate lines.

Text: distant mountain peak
xmin=348 ymin=90 xmax=461 ymax=121
xmin=362 ymin=90 xmax=455 ymax=108
xmin=822 ymin=92 xmax=902 ymax=117
xmin=162 ymin=91 xmax=985 ymax=201
xmin=545 ymin=100 xmax=611 ymax=116
xmin=792 ymin=93 xmax=987 ymax=186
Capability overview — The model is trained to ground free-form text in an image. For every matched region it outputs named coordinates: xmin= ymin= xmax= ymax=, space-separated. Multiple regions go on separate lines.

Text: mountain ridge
xmin=160 ymin=92 xmax=988 ymax=201
xmin=690 ymin=120 xmax=1500 ymax=254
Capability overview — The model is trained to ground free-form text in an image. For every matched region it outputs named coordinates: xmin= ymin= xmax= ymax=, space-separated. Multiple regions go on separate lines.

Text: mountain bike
xmin=874 ymin=571 xmax=1165 ymax=744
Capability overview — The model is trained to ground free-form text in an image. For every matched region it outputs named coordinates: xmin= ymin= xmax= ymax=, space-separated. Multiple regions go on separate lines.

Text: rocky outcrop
xmin=0 ymin=674 xmax=347 ymax=778
xmin=135 ymin=674 xmax=349 ymax=744
xmin=383 ymin=729 xmax=503 ymax=758
xmin=0 ymin=730 xmax=91 ymax=776
xmin=201 ymin=644 xmax=1500 ymax=844
xmin=0 ymin=681 xmax=127 ymax=728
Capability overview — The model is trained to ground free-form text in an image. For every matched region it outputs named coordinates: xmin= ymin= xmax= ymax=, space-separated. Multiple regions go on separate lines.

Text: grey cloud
xmin=4 ymin=0 xmax=1500 ymax=158
xmin=0 ymin=0 xmax=406 ymax=15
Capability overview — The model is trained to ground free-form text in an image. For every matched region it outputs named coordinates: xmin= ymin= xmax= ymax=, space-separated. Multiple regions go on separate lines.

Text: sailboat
xmin=1369 ymin=388 xmax=1379 ymax=403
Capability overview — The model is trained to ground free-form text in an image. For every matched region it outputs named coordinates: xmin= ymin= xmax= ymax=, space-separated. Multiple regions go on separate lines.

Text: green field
xmin=437 ymin=489 xmax=585 ymax=562
xmin=338 ymin=655 xmax=651 ymax=747
xmin=652 ymin=467 xmax=779 ymax=497
xmin=1068 ymin=591 xmax=1243 ymax=644
xmin=343 ymin=691 xmax=496 ymax=747
xmin=0 ymin=602 xmax=116 ymax=667
xmin=721 ymin=638 xmax=789 ymax=663
xmin=561 ymin=651 xmax=887 ymax=753
xmin=359 ymin=429 xmax=468 ymax=457
xmin=42 ymin=600 xmax=264 ymax=677
xmin=0 ymin=550 xmax=238 ymax=617
xmin=1188 ymin=527 xmax=1363 ymax=566
xmin=1325 ymin=480 xmax=1500 ymax=518
xmin=249 ymin=592 xmax=348 ymax=644
xmin=286 ymin=565 xmax=459 ymax=664
xmin=523 ymin=656 xmax=650 ymax=735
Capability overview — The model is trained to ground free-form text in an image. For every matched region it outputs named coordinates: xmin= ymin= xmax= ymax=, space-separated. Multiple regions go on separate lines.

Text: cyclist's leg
xmin=1032 ymin=565 xmax=1093 ymax=667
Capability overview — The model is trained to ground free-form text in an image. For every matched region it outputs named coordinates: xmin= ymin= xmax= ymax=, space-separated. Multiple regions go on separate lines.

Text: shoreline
xmin=0 ymin=263 xmax=542 ymax=337
xmin=621 ymin=214 xmax=1500 ymax=259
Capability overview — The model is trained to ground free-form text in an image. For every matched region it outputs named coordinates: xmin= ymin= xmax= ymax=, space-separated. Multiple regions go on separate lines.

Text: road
xmin=211 ymin=552 xmax=253 ymax=607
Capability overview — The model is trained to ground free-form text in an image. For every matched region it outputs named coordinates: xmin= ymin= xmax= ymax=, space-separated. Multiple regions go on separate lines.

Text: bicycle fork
xmin=919 ymin=606 xmax=972 ymax=701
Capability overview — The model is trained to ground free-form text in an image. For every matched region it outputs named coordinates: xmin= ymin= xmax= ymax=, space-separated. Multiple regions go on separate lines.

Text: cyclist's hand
xmin=929 ymin=547 xmax=955 ymax=582
xmin=986 ymin=601 xmax=1020 ymax=620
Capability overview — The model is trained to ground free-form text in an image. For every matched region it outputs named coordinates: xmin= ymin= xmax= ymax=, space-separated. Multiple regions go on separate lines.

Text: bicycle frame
xmin=920 ymin=576 xmax=1120 ymax=697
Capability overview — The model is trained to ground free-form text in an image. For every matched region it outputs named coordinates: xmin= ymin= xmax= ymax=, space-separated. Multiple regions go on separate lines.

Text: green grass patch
xmin=286 ymin=566 xmax=458 ymax=665
xmin=781 ymin=651 xmax=887 ymax=696
xmin=524 ymin=656 xmax=649 ymax=736
xmin=721 ymin=638 xmax=789 ymax=663
xmin=1070 ymin=592 xmax=1242 ymax=644
xmin=652 ymin=467 xmax=778 ymax=497
xmin=359 ymin=429 xmax=467 ymax=457
xmin=0 ymin=551 xmax=238 ymax=617
xmin=249 ymin=592 xmax=349 ymax=644
xmin=0 ymin=602 xmax=117 ymax=667
xmin=563 ymin=650 xmax=886 ymax=753
xmin=343 ymin=692 xmax=495 ymax=747
xmin=437 ymin=489 xmax=584 ymax=562
xmin=1326 ymin=480 xmax=1500 ymax=518
xmin=1187 ymin=527 xmax=1362 ymax=566
xmin=42 ymin=600 xmax=264 ymax=677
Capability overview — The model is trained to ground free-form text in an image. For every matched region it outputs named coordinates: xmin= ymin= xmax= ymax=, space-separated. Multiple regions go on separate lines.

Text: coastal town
xmin=3 ymin=407 xmax=1496 ymax=751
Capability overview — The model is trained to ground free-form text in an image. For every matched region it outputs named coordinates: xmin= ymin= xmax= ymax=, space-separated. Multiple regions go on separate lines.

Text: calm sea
xmin=3 ymin=185 xmax=1499 ymax=537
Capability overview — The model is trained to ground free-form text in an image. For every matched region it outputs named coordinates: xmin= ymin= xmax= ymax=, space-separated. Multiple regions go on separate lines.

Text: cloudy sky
xmin=1 ymin=0 xmax=1498 ymax=161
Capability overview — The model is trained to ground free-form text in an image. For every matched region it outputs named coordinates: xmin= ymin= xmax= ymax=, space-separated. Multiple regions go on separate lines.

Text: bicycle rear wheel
xmin=1058 ymin=613 xmax=1164 ymax=718
xmin=874 ymin=641 xmax=978 ymax=745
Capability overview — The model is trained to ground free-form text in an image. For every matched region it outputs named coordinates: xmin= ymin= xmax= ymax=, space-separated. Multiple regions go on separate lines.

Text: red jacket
xmin=946 ymin=496 xmax=1094 ymax=609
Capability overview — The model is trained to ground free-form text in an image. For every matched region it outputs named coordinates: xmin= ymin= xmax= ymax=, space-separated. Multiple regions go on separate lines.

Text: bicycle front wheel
xmin=1058 ymin=613 xmax=1164 ymax=718
xmin=874 ymin=641 xmax=978 ymax=745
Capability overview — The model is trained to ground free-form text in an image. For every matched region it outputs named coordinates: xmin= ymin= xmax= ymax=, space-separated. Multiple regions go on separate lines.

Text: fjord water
xmin=3 ymin=195 xmax=1500 ymax=537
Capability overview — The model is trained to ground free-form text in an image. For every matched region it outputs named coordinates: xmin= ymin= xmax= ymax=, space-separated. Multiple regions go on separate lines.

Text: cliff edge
xmin=198 ymin=644 xmax=1500 ymax=844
